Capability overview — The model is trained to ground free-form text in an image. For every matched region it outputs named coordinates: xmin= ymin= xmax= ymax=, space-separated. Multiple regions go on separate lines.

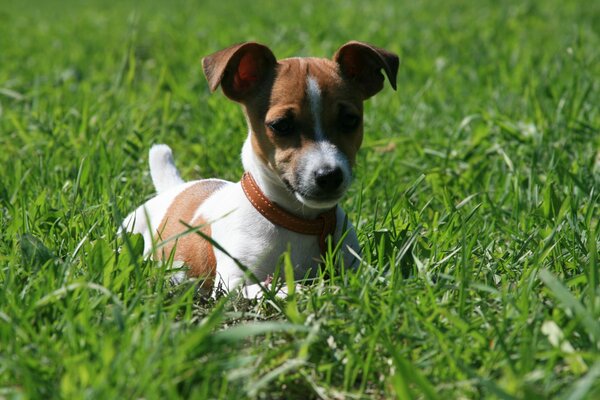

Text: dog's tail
xmin=149 ymin=144 xmax=185 ymax=193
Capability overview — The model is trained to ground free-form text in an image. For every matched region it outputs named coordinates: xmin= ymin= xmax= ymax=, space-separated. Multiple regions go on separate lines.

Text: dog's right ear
xmin=202 ymin=42 xmax=277 ymax=102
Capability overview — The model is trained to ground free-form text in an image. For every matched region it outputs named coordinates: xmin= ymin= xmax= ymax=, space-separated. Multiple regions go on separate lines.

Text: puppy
xmin=122 ymin=41 xmax=398 ymax=297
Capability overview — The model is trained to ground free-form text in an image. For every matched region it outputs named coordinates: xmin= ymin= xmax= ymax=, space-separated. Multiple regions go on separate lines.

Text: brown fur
xmin=155 ymin=180 xmax=226 ymax=288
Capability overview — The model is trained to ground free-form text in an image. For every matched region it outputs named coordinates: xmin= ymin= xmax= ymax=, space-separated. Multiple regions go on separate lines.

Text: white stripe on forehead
xmin=306 ymin=76 xmax=324 ymax=141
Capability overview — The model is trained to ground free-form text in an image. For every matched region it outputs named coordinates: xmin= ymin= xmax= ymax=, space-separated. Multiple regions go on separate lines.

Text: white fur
xmin=121 ymin=181 xmax=197 ymax=254
xmin=190 ymin=178 xmax=359 ymax=292
xmin=307 ymin=76 xmax=324 ymax=141
xmin=149 ymin=144 xmax=184 ymax=193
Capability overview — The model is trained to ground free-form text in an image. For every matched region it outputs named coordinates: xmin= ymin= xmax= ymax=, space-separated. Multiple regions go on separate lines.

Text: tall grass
xmin=1 ymin=0 xmax=599 ymax=398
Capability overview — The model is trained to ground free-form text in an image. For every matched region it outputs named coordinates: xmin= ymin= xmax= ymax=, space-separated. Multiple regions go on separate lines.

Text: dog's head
xmin=203 ymin=41 xmax=398 ymax=209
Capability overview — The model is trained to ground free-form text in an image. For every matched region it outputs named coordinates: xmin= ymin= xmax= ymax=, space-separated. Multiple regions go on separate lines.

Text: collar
xmin=241 ymin=172 xmax=337 ymax=256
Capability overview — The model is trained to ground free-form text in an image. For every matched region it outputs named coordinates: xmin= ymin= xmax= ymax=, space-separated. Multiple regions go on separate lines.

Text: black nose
xmin=314 ymin=166 xmax=344 ymax=192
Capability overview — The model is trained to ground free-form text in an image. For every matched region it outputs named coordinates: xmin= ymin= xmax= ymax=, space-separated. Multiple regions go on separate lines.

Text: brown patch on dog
xmin=154 ymin=180 xmax=226 ymax=288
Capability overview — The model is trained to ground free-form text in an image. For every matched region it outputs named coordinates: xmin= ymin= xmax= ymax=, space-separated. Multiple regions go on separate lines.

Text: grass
xmin=1 ymin=0 xmax=599 ymax=398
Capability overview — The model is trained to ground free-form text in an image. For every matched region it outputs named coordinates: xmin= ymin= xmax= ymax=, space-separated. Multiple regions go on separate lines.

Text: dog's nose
xmin=314 ymin=166 xmax=343 ymax=192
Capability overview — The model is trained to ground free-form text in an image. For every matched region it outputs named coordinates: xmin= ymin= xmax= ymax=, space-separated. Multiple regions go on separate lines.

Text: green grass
xmin=1 ymin=0 xmax=599 ymax=398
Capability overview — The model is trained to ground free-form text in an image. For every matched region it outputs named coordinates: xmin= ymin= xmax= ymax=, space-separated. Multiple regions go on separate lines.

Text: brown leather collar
xmin=241 ymin=172 xmax=337 ymax=256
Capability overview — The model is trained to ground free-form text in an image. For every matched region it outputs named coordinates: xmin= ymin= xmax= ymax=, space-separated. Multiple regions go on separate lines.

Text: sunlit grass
xmin=1 ymin=0 xmax=599 ymax=398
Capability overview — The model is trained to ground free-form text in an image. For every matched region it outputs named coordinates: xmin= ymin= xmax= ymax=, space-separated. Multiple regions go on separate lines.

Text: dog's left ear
xmin=202 ymin=42 xmax=277 ymax=102
xmin=333 ymin=41 xmax=399 ymax=100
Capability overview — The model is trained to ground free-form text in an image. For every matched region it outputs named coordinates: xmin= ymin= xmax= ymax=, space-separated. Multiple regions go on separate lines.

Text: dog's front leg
xmin=213 ymin=263 xmax=294 ymax=299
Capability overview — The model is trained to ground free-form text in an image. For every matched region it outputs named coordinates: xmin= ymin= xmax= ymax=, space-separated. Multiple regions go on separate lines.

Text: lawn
xmin=1 ymin=0 xmax=599 ymax=398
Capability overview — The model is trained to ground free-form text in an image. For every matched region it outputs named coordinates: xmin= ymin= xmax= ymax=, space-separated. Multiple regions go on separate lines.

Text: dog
xmin=121 ymin=41 xmax=398 ymax=297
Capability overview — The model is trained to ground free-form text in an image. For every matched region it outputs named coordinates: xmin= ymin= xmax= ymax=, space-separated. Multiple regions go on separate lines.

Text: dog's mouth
xmin=282 ymin=178 xmax=345 ymax=209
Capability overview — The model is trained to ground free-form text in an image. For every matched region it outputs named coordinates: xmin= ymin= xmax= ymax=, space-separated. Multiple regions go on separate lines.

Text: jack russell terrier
xmin=122 ymin=41 xmax=398 ymax=297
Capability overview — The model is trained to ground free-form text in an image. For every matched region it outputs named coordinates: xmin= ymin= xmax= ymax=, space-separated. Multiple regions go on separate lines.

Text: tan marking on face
xmin=243 ymin=57 xmax=364 ymax=188
xmin=154 ymin=180 xmax=226 ymax=289
xmin=304 ymin=60 xmax=364 ymax=166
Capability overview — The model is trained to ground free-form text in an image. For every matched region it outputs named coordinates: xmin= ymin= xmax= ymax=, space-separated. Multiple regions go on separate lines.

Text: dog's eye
xmin=267 ymin=117 xmax=295 ymax=136
xmin=339 ymin=112 xmax=361 ymax=132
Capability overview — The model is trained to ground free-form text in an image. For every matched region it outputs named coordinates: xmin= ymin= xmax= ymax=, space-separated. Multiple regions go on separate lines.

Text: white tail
xmin=149 ymin=144 xmax=185 ymax=193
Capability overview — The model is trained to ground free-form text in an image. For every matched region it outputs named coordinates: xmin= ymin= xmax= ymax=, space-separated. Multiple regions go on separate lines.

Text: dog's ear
xmin=333 ymin=41 xmax=399 ymax=99
xmin=202 ymin=42 xmax=277 ymax=102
